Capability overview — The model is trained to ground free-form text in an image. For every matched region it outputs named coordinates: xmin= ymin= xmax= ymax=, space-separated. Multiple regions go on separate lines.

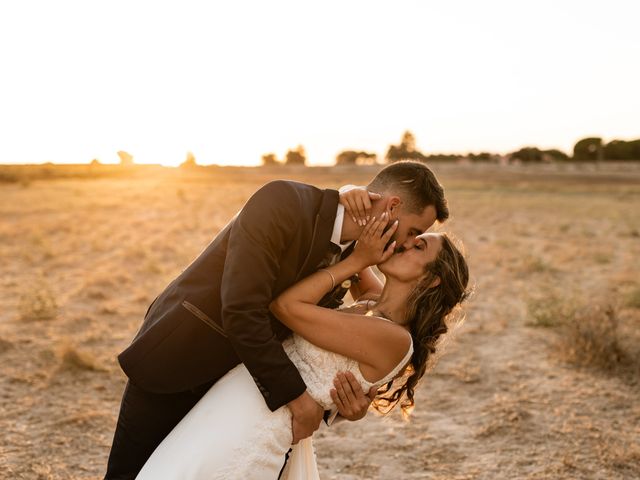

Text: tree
xmin=542 ymin=149 xmax=570 ymax=162
xmin=507 ymin=147 xmax=569 ymax=163
xmin=603 ymin=139 xmax=640 ymax=161
xmin=573 ymin=137 xmax=602 ymax=161
xmin=425 ymin=154 xmax=460 ymax=162
xmin=117 ymin=150 xmax=134 ymax=166
xmin=261 ymin=153 xmax=279 ymax=166
xmin=509 ymin=147 xmax=544 ymax=163
xmin=385 ymin=130 xmax=427 ymax=163
xmin=335 ymin=150 xmax=377 ymax=166
xmin=467 ymin=152 xmax=495 ymax=162
xmin=285 ymin=145 xmax=306 ymax=166
xmin=400 ymin=131 xmax=416 ymax=153
xmin=180 ymin=151 xmax=197 ymax=168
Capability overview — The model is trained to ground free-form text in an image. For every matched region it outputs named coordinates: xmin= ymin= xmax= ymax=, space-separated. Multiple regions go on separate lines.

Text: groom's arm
xmin=220 ymin=180 xmax=308 ymax=412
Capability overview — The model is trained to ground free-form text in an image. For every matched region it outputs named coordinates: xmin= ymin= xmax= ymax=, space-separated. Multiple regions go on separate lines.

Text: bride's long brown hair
xmin=373 ymin=233 xmax=470 ymax=417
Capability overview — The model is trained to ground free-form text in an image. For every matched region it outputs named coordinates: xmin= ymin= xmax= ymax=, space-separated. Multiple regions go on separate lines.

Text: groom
xmin=105 ymin=160 xmax=449 ymax=479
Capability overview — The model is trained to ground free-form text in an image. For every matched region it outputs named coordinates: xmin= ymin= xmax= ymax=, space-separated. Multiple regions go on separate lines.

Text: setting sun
xmin=0 ymin=1 xmax=638 ymax=166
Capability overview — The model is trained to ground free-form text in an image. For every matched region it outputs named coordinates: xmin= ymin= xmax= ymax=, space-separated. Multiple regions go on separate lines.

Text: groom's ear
xmin=387 ymin=196 xmax=402 ymax=213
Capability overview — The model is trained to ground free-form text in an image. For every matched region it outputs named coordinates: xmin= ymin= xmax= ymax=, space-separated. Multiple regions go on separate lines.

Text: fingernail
xmin=366 ymin=215 xmax=370 ymax=221
xmin=352 ymin=216 xmax=357 ymax=223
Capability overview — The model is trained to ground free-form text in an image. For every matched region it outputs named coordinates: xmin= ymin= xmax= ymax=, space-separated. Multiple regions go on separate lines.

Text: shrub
xmin=261 ymin=153 xmax=279 ymax=166
xmin=19 ymin=281 xmax=58 ymax=321
xmin=558 ymin=305 xmax=628 ymax=371
xmin=285 ymin=146 xmax=306 ymax=165
xmin=335 ymin=150 xmax=377 ymax=165
xmin=527 ymin=294 xmax=637 ymax=375
xmin=58 ymin=344 xmax=104 ymax=372
xmin=526 ymin=294 xmax=575 ymax=328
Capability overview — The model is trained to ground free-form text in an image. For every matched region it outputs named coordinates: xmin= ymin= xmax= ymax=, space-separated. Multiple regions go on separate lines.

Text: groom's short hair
xmin=368 ymin=161 xmax=449 ymax=222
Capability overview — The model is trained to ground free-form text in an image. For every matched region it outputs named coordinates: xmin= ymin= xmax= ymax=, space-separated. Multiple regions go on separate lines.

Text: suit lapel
xmin=340 ymin=241 xmax=356 ymax=260
xmin=297 ymin=188 xmax=339 ymax=281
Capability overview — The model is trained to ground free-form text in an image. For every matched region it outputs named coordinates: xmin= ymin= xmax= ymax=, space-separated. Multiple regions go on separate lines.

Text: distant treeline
xmin=262 ymin=131 xmax=640 ymax=166
xmin=0 ymin=163 xmax=170 ymax=184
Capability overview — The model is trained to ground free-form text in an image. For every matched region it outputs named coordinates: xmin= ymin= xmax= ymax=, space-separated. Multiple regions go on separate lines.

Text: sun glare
xmin=0 ymin=1 xmax=638 ymax=166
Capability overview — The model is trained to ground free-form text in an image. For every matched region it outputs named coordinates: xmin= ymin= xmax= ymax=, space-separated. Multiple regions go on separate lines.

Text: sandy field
xmin=0 ymin=163 xmax=639 ymax=479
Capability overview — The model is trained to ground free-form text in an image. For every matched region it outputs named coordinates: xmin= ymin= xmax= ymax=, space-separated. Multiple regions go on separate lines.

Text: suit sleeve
xmin=221 ymin=180 xmax=307 ymax=411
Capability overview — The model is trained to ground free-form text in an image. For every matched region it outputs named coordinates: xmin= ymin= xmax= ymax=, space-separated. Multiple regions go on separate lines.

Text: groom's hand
xmin=288 ymin=390 xmax=324 ymax=444
xmin=331 ymin=371 xmax=376 ymax=421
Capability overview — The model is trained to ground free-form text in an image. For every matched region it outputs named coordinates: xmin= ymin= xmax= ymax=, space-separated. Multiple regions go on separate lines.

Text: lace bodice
xmin=282 ymin=305 xmax=413 ymax=410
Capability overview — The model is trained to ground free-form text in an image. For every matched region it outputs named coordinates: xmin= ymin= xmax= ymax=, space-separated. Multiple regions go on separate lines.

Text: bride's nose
xmin=398 ymin=236 xmax=417 ymax=252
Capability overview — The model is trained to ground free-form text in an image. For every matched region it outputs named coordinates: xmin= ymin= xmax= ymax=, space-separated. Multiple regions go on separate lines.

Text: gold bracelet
xmin=319 ymin=269 xmax=336 ymax=291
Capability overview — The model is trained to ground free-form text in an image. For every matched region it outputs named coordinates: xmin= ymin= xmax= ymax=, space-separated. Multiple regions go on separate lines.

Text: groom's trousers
xmin=104 ymin=378 xmax=217 ymax=480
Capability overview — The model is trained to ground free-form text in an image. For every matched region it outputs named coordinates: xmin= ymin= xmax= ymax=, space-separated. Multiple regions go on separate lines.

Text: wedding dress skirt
xmin=136 ymin=333 xmax=413 ymax=480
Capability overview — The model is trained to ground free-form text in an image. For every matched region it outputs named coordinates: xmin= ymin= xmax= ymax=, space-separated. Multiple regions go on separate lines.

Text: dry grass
xmin=526 ymin=292 xmax=574 ymax=328
xmin=1 ymin=162 xmax=639 ymax=479
xmin=527 ymin=292 xmax=639 ymax=379
xmin=557 ymin=305 xmax=632 ymax=372
xmin=58 ymin=344 xmax=105 ymax=373
xmin=19 ymin=280 xmax=58 ymax=321
xmin=626 ymin=286 xmax=640 ymax=309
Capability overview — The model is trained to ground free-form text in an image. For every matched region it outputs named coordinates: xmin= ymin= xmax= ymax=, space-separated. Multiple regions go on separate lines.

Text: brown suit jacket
xmin=118 ymin=180 xmax=348 ymax=411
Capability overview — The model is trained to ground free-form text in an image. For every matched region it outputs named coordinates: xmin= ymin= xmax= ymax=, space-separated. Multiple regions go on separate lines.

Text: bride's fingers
xmin=355 ymin=196 xmax=367 ymax=225
xmin=363 ymin=215 xmax=384 ymax=239
xmin=361 ymin=216 xmax=376 ymax=236
xmin=381 ymin=241 xmax=396 ymax=262
xmin=346 ymin=198 xmax=358 ymax=225
xmin=382 ymin=219 xmax=398 ymax=242
xmin=370 ymin=212 xmax=388 ymax=238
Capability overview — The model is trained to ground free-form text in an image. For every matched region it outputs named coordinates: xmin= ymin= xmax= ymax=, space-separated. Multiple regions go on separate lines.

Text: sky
xmin=0 ymin=1 xmax=638 ymax=167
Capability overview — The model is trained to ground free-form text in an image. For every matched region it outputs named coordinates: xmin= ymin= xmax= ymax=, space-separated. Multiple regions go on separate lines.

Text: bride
xmin=136 ymin=212 xmax=469 ymax=479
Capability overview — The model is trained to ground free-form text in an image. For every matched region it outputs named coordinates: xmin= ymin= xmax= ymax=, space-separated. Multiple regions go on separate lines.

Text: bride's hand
xmin=350 ymin=212 xmax=397 ymax=268
xmin=339 ymin=186 xmax=382 ymax=227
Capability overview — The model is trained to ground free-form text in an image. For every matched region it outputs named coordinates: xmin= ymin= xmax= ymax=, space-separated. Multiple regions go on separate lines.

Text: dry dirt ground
xmin=0 ymin=163 xmax=639 ymax=479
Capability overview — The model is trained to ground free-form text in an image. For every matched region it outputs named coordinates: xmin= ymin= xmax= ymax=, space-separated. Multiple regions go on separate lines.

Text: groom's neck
xmin=340 ymin=215 xmax=361 ymax=244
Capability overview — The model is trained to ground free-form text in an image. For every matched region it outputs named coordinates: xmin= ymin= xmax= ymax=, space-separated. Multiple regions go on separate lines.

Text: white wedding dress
xmin=136 ymin=321 xmax=413 ymax=480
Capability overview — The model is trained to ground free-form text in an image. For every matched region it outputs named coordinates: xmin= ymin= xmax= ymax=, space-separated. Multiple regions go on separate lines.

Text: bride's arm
xmin=270 ymin=216 xmax=410 ymax=380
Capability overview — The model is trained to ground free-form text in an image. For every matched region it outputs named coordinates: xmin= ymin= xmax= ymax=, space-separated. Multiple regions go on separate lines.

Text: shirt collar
xmin=330 ymin=203 xmax=351 ymax=253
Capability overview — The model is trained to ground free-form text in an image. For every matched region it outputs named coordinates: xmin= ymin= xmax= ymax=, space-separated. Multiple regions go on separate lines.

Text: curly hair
xmin=372 ymin=233 xmax=470 ymax=417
